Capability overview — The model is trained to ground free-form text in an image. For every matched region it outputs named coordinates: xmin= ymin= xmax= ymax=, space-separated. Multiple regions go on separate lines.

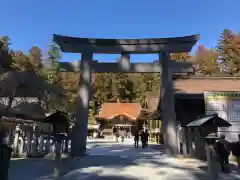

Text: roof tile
xmin=95 ymin=102 xmax=141 ymax=120
xmin=174 ymin=77 xmax=240 ymax=93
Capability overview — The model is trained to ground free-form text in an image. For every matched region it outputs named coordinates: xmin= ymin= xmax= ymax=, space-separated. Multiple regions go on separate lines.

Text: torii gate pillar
xmin=70 ymin=51 xmax=93 ymax=156
xmin=159 ymin=52 xmax=177 ymax=155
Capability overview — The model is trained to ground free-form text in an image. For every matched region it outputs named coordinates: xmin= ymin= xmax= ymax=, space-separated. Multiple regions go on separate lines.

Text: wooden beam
xmin=59 ymin=61 xmax=193 ymax=73
xmin=53 ymin=34 xmax=199 ymax=54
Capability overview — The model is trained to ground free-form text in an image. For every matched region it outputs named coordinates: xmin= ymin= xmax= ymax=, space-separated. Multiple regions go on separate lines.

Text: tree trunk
xmin=6 ymin=88 xmax=16 ymax=115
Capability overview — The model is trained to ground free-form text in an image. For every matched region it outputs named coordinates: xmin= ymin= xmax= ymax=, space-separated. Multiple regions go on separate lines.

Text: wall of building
xmin=175 ymin=95 xmax=205 ymax=126
xmin=204 ymin=91 xmax=240 ymax=142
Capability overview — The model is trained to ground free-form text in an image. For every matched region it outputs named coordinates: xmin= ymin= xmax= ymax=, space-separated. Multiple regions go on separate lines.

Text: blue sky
xmin=1 ymin=0 xmax=240 ymax=62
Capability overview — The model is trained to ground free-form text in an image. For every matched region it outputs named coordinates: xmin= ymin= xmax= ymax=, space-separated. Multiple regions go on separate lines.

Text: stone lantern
xmin=186 ymin=113 xmax=231 ymax=179
xmin=42 ymin=110 xmax=72 ymax=177
xmin=43 ymin=111 xmax=71 ymax=136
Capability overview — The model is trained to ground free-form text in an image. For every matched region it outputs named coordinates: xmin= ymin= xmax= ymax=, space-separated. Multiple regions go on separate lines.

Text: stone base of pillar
xmin=163 ymin=122 xmax=178 ymax=156
xmin=70 ymin=129 xmax=87 ymax=157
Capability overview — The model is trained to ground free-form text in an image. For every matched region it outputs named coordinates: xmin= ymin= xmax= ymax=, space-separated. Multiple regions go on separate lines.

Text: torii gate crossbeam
xmin=59 ymin=58 xmax=193 ymax=73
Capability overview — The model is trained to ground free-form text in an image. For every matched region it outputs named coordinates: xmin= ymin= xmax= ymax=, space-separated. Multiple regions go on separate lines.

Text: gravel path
xmin=9 ymin=139 xmax=240 ymax=180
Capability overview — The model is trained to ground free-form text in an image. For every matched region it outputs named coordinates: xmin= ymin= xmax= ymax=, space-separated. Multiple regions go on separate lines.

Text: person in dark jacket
xmin=231 ymin=134 xmax=240 ymax=168
xmin=140 ymin=130 xmax=149 ymax=148
xmin=134 ymin=130 xmax=139 ymax=148
xmin=140 ymin=130 xmax=146 ymax=148
xmin=0 ymin=129 xmax=12 ymax=180
xmin=119 ymin=128 xmax=124 ymax=143
xmin=144 ymin=130 xmax=149 ymax=148
xmin=214 ymin=135 xmax=231 ymax=173
xmin=115 ymin=130 xmax=119 ymax=143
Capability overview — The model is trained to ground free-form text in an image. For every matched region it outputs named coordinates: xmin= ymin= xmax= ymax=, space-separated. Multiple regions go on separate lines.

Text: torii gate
xmin=53 ymin=34 xmax=199 ymax=157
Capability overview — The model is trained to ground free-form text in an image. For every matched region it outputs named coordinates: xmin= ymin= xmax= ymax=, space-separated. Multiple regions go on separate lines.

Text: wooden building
xmin=94 ymin=75 xmax=240 ymax=139
xmin=139 ymin=91 xmax=162 ymax=143
xmin=0 ymin=97 xmax=53 ymax=157
xmin=0 ymin=97 xmax=49 ymax=133
xmin=95 ymin=102 xmax=141 ymax=136
xmin=174 ymin=75 xmax=240 ymax=126
xmin=142 ymin=76 xmax=240 ymax=126
xmin=171 ymin=75 xmax=240 ymax=157
xmin=138 ymin=75 xmax=240 ymax=144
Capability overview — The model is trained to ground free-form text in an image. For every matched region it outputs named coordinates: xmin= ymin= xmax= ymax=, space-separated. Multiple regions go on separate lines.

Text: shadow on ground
xmin=198 ymin=163 xmax=240 ymax=180
xmin=57 ymin=145 xmax=210 ymax=180
xmin=9 ymin=158 xmax=55 ymax=180
xmin=9 ymin=144 xmax=240 ymax=180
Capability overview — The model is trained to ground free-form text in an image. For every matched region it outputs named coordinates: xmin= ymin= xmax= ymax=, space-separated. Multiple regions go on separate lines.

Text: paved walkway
xmin=9 ymin=140 xmax=240 ymax=180
xmin=60 ymin=143 xmax=209 ymax=180
xmin=9 ymin=158 xmax=54 ymax=180
xmin=9 ymin=139 xmax=117 ymax=180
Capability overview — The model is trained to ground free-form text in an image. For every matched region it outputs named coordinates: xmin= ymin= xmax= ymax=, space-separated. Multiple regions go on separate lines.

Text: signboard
xmin=204 ymin=91 xmax=240 ymax=122
xmin=204 ymin=91 xmax=240 ymax=141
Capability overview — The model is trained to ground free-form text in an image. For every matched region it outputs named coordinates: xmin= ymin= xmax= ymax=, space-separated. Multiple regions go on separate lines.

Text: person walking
xmin=124 ymin=129 xmax=127 ymax=139
xmin=115 ymin=130 xmax=119 ymax=143
xmin=214 ymin=134 xmax=231 ymax=173
xmin=140 ymin=130 xmax=146 ymax=148
xmin=119 ymin=128 xmax=124 ymax=143
xmin=134 ymin=130 xmax=139 ymax=148
xmin=144 ymin=130 xmax=149 ymax=148
xmin=231 ymin=134 xmax=240 ymax=169
xmin=0 ymin=129 xmax=12 ymax=180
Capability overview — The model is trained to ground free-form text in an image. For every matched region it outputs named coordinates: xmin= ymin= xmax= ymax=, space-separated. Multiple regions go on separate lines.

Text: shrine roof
xmin=137 ymin=109 xmax=161 ymax=121
xmin=144 ymin=91 xmax=160 ymax=112
xmin=143 ymin=76 xmax=240 ymax=97
xmin=95 ymin=102 xmax=141 ymax=120
xmin=141 ymin=92 xmax=161 ymax=120
xmin=186 ymin=113 xmax=231 ymax=127
xmin=141 ymin=75 xmax=240 ymax=113
xmin=0 ymin=98 xmax=46 ymax=120
xmin=43 ymin=110 xmax=73 ymax=124
xmin=174 ymin=75 xmax=240 ymax=94
xmin=53 ymin=34 xmax=199 ymax=53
